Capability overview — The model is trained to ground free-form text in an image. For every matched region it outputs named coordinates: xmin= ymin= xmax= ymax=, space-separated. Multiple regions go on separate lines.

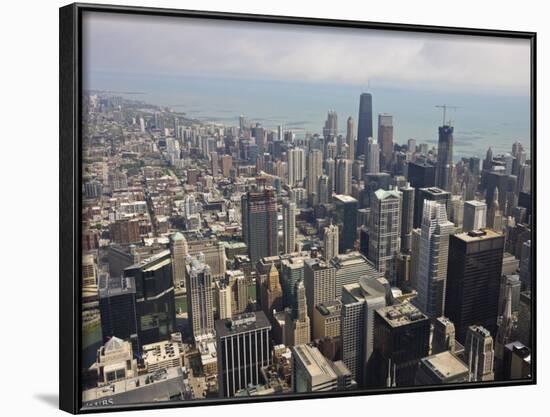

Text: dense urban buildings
xmin=81 ymin=85 xmax=532 ymax=407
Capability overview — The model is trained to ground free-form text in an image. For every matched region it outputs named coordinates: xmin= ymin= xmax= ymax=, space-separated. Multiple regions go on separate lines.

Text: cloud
xmin=82 ymin=11 xmax=530 ymax=95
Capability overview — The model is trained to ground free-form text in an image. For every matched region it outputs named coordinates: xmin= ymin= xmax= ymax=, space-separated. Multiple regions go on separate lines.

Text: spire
xmin=496 ymin=283 xmax=514 ymax=359
xmin=267 ymin=262 xmax=281 ymax=292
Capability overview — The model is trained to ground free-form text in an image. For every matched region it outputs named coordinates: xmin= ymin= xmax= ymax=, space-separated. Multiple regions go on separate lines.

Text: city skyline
xmin=78 ymin=10 xmax=533 ymax=410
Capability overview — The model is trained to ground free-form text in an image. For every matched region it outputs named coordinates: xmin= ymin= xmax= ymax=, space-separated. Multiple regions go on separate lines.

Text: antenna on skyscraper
xmin=435 ymin=104 xmax=459 ymax=126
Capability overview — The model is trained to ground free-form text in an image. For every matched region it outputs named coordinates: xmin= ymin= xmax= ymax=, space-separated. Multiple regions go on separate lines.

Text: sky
xmin=82 ymin=11 xmax=531 ymax=96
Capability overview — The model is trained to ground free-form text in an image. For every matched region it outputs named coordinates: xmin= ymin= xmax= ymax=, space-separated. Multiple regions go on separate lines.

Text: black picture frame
xmin=59 ymin=2 xmax=537 ymax=414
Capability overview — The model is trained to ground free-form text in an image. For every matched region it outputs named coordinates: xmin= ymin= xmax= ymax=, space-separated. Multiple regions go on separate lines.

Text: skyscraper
xmin=333 ymin=194 xmax=358 ymax=252
xmin=341 ymin=276 xmax=390 ymax=386
xmin=304 ymin=258 xmax=336 ymax=325
xmin=407 ymin=161 xmax=436 ymax=191
xmin=374 ymin=302 xmax=431 ymax=387
xmin=415 ymin=351 xmax=469 ymax=385
xmin=215 ymin=279 xmax=233 ymax=320
xmin=365 ymin=137 xmax=380 ymax=174
xmin=356 ymin=93 xmax=373 ymax=158
xmin=323 ymin=223 xmax=339 ymax=261
xmin=487 ymin=187 xmax=503 ymax=231
xmin=123 ymin=250 xmax=176 ymax=348
xmin=496 ymin=282 xmax=514 ymax=360
xmin=409 ymin=228 xmax=421 ymax=290
xmin=241 ymin=188 xmax=279 ymax=263
xmin=331 ymin=251 xmax=381 ymax=297
xmin=336 ymin=158 xmax=352 ymax=195
xmin=99 ymin=274 xmax=138 ymax=349
xmin=368 ymin=189 xmax=402 ymax=285
xmin=282 ymin=200 xmax=297 ymax=254
xmin=445 ymin=230 xmax=504 ymax=342
xmin=264 ymin=262 xmax=283 ymax=319
xmin=318 ymin=174 xmax=330 ymax=204
xmin=323 ymin=110 xmax=338 ymax=139
xmin=463 ymin=200 xmax=487 ymax=232
xmin=170 ymin=232 xmax=188 ymax=289
xmin=216 ymin=312 xmax=272 ymax=397
xmin=281 ymin=257 xmax=305 ymax=309
xmin=520 ymin=240 xmax=532 ymax=290
xmin=292 ymin=344 xmax=353 ymax=392
xmin=399 ymin=183 xmax=415 ymax=253
xmin=432 ymin=316 xmax=456 ymax=355
xmin=377 ymin=114 xmax=394 ymax=170
xmin=286 ymin=279 xmax=311 ymax=346
xmin=346 ymin=116 xmax=355 ymax=161
xmin=415 ymin=201 xmax=454 ymax=318
xmin=414 ymin=187 xmax=450 ymax=229
xmin=210 ymin=151 xmax=219 ymax=177
xmin=185 ymin=257 xmax=214 ymax=340
xmin=436 ymin=125 xmax=454 ymax=191
xmin=288 ymin=147 xmax=306 ymax=187
xmin=306 ymin=149 xmax=323 ymax=203
xmin=464 ymin=325 xmax=495 ymax=381
xmin=325 ymin=157 xmax=336 ymax=193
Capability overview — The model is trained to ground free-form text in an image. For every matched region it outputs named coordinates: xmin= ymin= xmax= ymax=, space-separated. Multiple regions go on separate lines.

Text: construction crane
xmin=435 ymin=104 xmax=459 ymax=126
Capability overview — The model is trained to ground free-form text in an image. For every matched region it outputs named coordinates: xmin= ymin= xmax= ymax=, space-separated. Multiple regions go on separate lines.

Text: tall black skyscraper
xmin=436 ymin=125 xmax=454 ymax=191
xmin=373 ymin=302 xmax=431 ymax=387
xmin=407 ymin=161 xmax=436 ymax=191
xmin=333 ymin=194 xmax=358 ymax=251
xmin=445 ymin=230 xmax=504 ymax=342
xmin=399 ymin=183 xmax=415 ymax=253
xmin=99 ymin=274 xmax=138 ymax=347
xmin=356 ymin=93 xmax=373 ymax=158
xmin=242 ymin=187 xmax=279 ymax=263
xmin=216 ymin=312 xmax=272 ymax=397
xmin=123 ymin=250 xmax=176 ymax=349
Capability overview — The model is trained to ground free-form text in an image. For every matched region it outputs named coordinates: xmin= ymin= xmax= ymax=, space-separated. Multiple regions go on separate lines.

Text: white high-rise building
xmin=283 ymin=200 xmax=297 ymax=254
xmin=415 ymin=200 xmax=455 ymax=318
xmin=336 ymin=158 xmax=352 ymax=195
xmin=288 ymin=147 xmax=306 ymax=187
xmin=463 ymin=200 xmax=487 ymax=232
xmin=366 ymin=137 xmax=380 ymax=174
xmin=368 ymin=189 xmax=402 ymax=285
xmin=323 ymin=223 xmax=339 ymax=261
xmin=306 ymin=149 xmax=323 ymax=202
xmin=170 ymin=232 xmax=188 ymax=289
xmin=465 ymin=325 xmax=495 ymax=381
xmin=185 ymin=258 xmax=214 ymax=340
xmin=341 ymin=276 xmax=390 ymax=386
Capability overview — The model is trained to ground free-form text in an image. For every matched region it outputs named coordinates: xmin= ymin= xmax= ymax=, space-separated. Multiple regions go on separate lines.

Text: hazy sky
xmin=83 ymin=12 xmax=531 ymax=96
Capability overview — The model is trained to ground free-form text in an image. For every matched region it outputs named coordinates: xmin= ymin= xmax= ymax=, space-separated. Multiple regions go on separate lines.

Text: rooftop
xmin=374 ymin=189 xmax=401 ymax=200
xmin=464 ymin=200 xmax=487 ymax=207
xmin=421 ymin=351 xmax=468 ymax=379
xmin=315 ymin=300 xmax=342 ymax=317
xmin=333 ymin=194 xmax=358 ymax=203
xmin=292 ymin=344 xmax=337 ymax=379
xmin=125 ymin=249 xmax=171 ymax=271
xmin=82 ymin=366 xmax=184 ymax=404
xmin=377 ymin=302 xmax=428 ymax=328
xmin=215 ymin=311 xmax=271 ymax=338
xmin=455 ymin=228 xmax=502 ymax=242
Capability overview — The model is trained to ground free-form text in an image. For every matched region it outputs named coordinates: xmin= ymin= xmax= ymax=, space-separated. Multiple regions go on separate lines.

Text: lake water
xmin=86 ymin=72 xmax=531 ymax=161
